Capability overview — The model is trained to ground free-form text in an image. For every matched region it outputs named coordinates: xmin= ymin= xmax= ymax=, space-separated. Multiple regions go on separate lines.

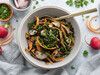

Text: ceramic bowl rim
xmin=18 ymin=6 xmax=82 ymax=69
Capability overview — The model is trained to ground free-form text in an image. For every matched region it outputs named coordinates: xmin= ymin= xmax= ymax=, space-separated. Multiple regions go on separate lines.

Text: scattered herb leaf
xmin=16 ymin=19 xmax=18 ymax=22
xmin=36 ymin=1 xmax=39 ymax=5
xmin=66 ymin=0 xmax=95 ymax=8
xmin=84 ymin=1 xmax=89 ymax=6
xmin=71 ymin=65 xmax=75 ymax=69
xmin=83 ymin=50 xmax=88 ymax=57
xmin=33 ymin=6 xmax=36 ymax=9
xmin=85 ymin=16 xmax=90 ymax=18
xmin=91 ymin=0 xmax=94 ymax=3
xmin=66 ymin=0 xmax=73 ymax=6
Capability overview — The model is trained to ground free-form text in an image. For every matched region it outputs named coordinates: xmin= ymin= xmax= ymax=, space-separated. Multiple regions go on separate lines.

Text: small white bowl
xmin=18 ymin=6 xmax=82 ymax=69
xmin=9 ymin=0 xmax=32 ymax=11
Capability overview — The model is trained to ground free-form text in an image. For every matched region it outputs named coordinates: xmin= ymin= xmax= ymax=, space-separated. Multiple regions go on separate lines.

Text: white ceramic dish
xmin=9 ymin=0 xmax=32 ymax=11
xmin=18 ymin=6 xmax=81 ymax=69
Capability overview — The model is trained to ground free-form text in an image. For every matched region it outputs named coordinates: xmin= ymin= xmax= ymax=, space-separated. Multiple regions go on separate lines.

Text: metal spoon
xmin=55 ymin=8 xmax=97 ymax=20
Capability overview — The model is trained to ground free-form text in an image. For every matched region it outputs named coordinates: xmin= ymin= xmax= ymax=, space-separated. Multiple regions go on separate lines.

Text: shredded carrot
xmin=36 ymin=40 xmax=42 ymax=51
xmin=51 ymin=56 xmax=64 ymax=62
xmin=34 ymin=16 xmax=39 ymax=29
xmin=52 ymin=50 xmax=58 ymax=56
xmin=46 ymin=58 xmax=53 ymax=64
xmin=28 ymin=40 xmax=33 ymax=51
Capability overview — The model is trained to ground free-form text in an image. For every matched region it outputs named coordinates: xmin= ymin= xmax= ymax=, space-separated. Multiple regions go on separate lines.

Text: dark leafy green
xmin=40 ymin=28 xmax=59 ymax=48
xmin=0 ymin=4 xmax=11 ymax=19
xmin=83 ymin=50 xmax=88 ymax=57
xmin=66 ymin=0 xmax=95 ymax=8
xmin=71 ymin=65 xmax=75 ymax=70
xmin=28 ymin=21 xmax=35 ymax=30
xmin=36 ymin=25 xmax=43 ymax=31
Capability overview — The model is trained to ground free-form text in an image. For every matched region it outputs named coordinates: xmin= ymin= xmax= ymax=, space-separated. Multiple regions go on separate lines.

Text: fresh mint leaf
xmin=85 ymin=15 xmax=90 ymax=18
xmin=66 ymin=0 xmax=95 ymax=8
xmin=84 ymin=1 xmax=89 ymax=6
xmin=71 ymin=65 xmax=75 ymax=69
xmin=91 ymin=0 xmax=94 ymax=3
xmin=36 ymin=1 xmax=39 ymax=5
xmin=83 ymin=50 xmax=88 ymax=57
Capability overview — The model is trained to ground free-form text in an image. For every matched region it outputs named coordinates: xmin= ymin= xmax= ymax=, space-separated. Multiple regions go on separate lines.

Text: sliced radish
xmin=35 ymin=51 xmax=47 ymax=60
xmin=18 ymin=0 xmax=29 ymax=8
xmin=14 ymin=0 xmax=19 ymax=8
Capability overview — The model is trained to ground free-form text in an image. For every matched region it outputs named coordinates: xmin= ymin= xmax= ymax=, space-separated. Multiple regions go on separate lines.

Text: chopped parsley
xmin=36 ymin=25 xmax=43 ymax=31
xmin=28 ymin=21 xmax=35 ymax=30
xmin=71 ymin=65 xmax=75 ymax=70
xmin=85 ymin=15 xmax=90 ymax=18
xmin=83 ymin=50 xmax=88 ymax=57
xmin=0 ymin=4 xmax=11 ymax=19
xmin=36 ymin=1 xmax=39 ymax=5
xmin=66 ymin=0 xmax=95 ymax=8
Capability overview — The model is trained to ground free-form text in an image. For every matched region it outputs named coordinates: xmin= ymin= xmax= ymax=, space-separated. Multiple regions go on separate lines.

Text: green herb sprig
xmin=83 ymin=50 xmax=88 ymax=57
xmin=66 ymin=0 xmax=95 ymax=8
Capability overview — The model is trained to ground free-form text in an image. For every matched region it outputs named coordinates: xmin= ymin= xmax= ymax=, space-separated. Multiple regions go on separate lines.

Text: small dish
xmin=9 ymin=0 xmax=32 ymax=11
xmin=0 ymin=3 xmax=13 ymax=22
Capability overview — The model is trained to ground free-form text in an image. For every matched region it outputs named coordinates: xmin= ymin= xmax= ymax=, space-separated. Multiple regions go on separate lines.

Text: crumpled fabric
xmin=76 ymin=53 xmax=100 ymax=75
xmin=0 ymin=41 xmax=69 ymax=75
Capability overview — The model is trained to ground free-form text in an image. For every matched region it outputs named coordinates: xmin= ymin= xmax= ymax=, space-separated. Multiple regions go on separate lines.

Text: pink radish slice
xmin=14 ymin=0 xmax=19 ymax=8
xmin=18 ymin=0 xmax=29 ymax=9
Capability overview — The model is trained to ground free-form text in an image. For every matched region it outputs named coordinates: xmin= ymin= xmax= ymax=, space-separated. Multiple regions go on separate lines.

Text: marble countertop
xmin=0 ymin=0 xmax=100 ymax=75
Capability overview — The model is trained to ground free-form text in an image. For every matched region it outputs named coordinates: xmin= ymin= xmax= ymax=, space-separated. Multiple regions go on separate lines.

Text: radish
xmin=90 ymin=37 xmax=100 ymax=50
xmin=0 ymin=26 xmax=8 ymax=38
xmin=14 ymin=0 xmax=20 ymax=8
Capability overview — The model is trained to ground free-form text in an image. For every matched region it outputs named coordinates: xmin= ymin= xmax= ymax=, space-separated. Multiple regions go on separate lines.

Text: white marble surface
xmin=0 ymin=0 xmax=100 ymax=75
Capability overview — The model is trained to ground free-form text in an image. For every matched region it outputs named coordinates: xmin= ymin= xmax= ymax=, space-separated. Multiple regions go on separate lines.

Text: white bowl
xmin=18 ymin=6 xmax=81 ymax=69
xmin=9 ymin=0 xmax=32 ymax=11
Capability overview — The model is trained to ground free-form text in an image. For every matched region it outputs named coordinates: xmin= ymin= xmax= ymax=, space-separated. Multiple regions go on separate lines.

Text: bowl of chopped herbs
xmin=0 ymin=3 xmax=13 ymax=22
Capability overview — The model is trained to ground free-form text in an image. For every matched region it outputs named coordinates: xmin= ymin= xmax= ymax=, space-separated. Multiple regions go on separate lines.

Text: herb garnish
xmin=36 ymin=1 xmax=39 ymax=5
xmin=0 ymin=4 xmax=11 ymax=19
xmin=71 ymin=65 xmax=75 ymax=69
xmin=85 ymin=15 xmax=90 ymax=18
xmin=83 ymin=50 xmax=88 ymax=57
xmin=66 ymin=0 xmax=95 ymax=8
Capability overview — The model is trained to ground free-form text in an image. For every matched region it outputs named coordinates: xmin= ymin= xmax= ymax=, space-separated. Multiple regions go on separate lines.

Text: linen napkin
xmin=76 ymin=53 xmax=100 ymax=75
xmin=0 ymin=40 xmax=69 ymax=75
